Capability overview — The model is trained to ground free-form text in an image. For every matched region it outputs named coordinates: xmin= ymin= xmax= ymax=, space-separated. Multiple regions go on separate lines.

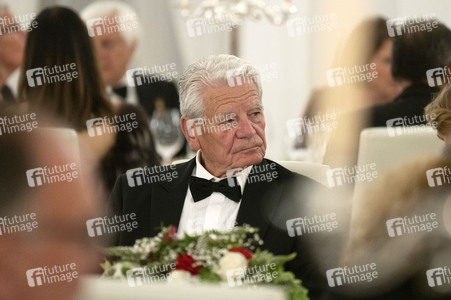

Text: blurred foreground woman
xmin=0 ymin=104 xmax=103 ymax=300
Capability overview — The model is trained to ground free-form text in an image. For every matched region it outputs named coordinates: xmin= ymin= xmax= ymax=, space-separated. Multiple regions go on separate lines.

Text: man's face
xmin=183 ymin=83 xmax=266 ymax=177
xmin=90 ymin=15 xmax=135 ymax=87
xmin=0 ymin=9 xmax=26 ymax=74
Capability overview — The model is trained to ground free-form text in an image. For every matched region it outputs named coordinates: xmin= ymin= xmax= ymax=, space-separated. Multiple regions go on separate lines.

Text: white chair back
xmin=357 ymin=126 xmax=443 ymax=174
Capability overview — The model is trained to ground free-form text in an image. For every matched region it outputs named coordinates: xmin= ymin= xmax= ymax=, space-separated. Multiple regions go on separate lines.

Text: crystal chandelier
xmin=178 ymin=0 xmax=298 ymax=25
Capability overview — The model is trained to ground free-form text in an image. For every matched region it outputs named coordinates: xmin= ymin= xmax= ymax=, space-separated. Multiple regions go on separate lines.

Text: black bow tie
xmin=189 ymin=176 xmax=242 ymax=203
xmin=112 ymin=85 xmax=127 ymax=99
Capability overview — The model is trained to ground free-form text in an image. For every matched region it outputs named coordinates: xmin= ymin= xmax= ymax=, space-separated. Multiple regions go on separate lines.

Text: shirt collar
xmin=194 ymin=151 xmax=252 ymax=194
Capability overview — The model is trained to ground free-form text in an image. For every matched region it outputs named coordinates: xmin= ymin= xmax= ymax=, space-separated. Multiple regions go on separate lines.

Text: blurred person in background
xmin=296 ymin=17 xmax=400 ymax=163
xmin=324 ymin=20 xmax=451 ymax=167
xmin=0 ymin=104 xmax=102 ymax=299
xmin=81 ymin=1 xmax=187 ymax=161
xmin=17 ymin=6 xmax=159 ymax=196
xmin=0 ymin=5 xmax=27 ymax=103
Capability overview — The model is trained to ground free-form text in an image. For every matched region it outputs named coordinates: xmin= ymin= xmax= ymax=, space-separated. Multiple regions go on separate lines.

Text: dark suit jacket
xmin=368 ymin=84 xmax=437 ymax=127
xmin=110 ymin=157 xmax=330 ymax=299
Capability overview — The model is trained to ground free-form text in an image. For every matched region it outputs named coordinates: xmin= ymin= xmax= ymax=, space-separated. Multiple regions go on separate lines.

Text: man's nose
xmin=236 ymin=116 xmax=256 ymax=138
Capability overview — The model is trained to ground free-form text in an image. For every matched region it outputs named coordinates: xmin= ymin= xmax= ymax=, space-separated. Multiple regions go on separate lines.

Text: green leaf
xmin=100 ymin=260 xmax=112 ymax=272
xmin=198 ymin=268 xmax=221 ymax=282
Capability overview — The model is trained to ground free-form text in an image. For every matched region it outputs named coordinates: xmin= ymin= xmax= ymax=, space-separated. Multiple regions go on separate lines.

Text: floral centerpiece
xmin=101 ymin=225 xmax=310 ymax=300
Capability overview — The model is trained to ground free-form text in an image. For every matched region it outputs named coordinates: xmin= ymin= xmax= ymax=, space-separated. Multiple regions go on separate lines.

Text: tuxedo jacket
xmin=110 ymin=157 xmax=330 ymax=298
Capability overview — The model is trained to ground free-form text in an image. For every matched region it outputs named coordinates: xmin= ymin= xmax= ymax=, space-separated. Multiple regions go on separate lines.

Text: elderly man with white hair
xmin=111 ymin=54 xmax=328 ymax=298
xmin=81 ymin=1 xmax=179 ymax=117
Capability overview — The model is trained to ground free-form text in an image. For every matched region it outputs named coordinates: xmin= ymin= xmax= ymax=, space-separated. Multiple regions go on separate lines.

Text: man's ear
xmin=181 ymin=116 xmax=201 ymax=150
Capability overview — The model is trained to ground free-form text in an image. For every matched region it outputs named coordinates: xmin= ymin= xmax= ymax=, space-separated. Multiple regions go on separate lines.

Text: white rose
xmin=218 ymin=252 xmax=248 ymax=280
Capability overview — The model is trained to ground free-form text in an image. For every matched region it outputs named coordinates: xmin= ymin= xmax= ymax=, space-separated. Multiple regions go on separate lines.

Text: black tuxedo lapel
xmin=148 ymin=158 xmax=196 ymax=236
xmin=236 ymin=159 xmax=284 ymax=240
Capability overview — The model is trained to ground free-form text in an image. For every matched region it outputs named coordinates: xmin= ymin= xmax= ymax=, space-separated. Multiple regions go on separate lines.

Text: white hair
xmin=80 ymin=1 xmax=141 ymax=47
xmin=179 ymin=54 xmax=263 ymax=118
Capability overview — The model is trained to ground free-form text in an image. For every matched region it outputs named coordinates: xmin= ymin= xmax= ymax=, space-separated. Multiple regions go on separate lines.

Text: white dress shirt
xmin=177 ymin=151 xmax=252 ymax=237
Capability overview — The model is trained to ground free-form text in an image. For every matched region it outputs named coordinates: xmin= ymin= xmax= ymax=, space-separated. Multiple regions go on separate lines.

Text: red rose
xmin=163 ymin=225 xmax=177 ymax=243
xmin=147 ymin=252 xmax=156 ymax=262
xmin=175 ymin=253 xmax=202 ymax=275
xmin=229 ymin=247 xmax=253 ymax=260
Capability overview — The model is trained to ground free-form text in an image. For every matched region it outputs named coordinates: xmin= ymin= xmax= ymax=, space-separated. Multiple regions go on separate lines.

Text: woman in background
xmin=297 ymin=17 xmax=400 ymax=163
xmin=18 ymin=6 xmax=159 ymax=196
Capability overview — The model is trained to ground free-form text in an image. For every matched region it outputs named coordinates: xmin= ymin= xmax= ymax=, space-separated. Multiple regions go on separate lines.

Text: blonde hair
xmin=425 ymin=84 xmax=451 ymax=135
